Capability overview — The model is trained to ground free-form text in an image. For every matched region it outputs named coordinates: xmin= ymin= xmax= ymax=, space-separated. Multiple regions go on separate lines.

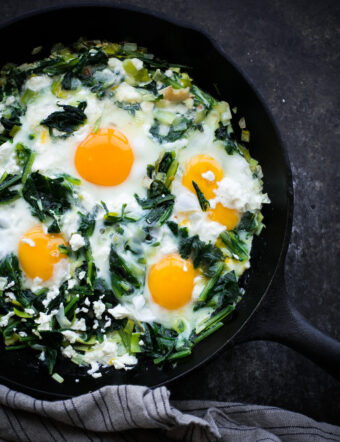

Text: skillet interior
xmin=0 ymin=5 xmax=292 ymax=399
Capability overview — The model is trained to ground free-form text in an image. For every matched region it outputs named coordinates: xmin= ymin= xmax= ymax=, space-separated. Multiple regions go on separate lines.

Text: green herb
xmin=220 ymin=230 xmax=249 ymax=261
xmin=149 ymin=116 xmax=193 ymax=144
xmin=78 ymin=210 xmax=97 ymax=238
xmin=0 ymin=172 xmax=21 ymax=205
xmin=191 ymin=85 xmax=216 ymax=110
xmin=0 ymin=104 xmax=24 ymax=145
xmin=192 ymin=181 xmax=210 ymax=211
xmin=135 ymin=151 xmax=177 ymax=225
xmin=102 ymin=202 xmax=138 ymax=225
xmin=22 ymin=172 xmax=73 ymax=232
xmin=41 ymin=101 xmax=87 ymax=137
xmin=215 ymin=123 xmax=242 ymax=155
xmin=167 ymin=221 xmax=223 ymax=276
xmin=236 ymin=211 xmax=264 ymax=235
xmin=109 ymin=246 xmax=141 ymax=297
xmin=115 ymin=101 xmax=141 ymax=115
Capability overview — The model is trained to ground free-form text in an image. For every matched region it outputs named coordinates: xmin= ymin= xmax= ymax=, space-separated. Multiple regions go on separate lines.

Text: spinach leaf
xmin=135 ymin=151 xmax=178 ymax=225
xmin=191 ymin=85 xmax=216 ymax=110
xmin=115 ymin=101 xmax=141 ymax=115
xmin=109 ymin=245 xmax=141 ymax=297
xmin=192 ymin=181 xmax=210 ymax=211
xmin=215 ymin=123 xmax=242 ymax=155
xmin=167 ymin=222 xmax=223 ymax=276
xmin=0 ymin=103 xmax=24 ymax=145
xmin=149 ymin=116 xmax=193 ymax=144
xmin=102 ymin=202 xmax=138 ymax=226
xmin=220 ymin=230 xmax=249 ymax=261
xmin=22 ymin=172 xmax=73 ymax=232
xmin=41 ymin=101 xmax=87 ymax=137
xmin=236 ymin=211 xmax=264 ymax=235
xmin=78 ymin=210 xmax=97 ymax=238
xmin=0 ymin=172 xmax=21 ymax=205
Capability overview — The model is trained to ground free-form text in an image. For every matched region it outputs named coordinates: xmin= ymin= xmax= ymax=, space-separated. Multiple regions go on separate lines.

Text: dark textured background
xmin=1 ymin=0 xmax=339 ymax=426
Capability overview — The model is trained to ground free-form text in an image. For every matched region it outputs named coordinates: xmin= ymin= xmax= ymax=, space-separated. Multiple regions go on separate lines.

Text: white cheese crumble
xmin=35 ymin=310 xmax=58 ymax=331
xmin=42 ymin=287 xmax=59 ymax=308
xmin=93 ymin=300 xmax=106 ymax=319
xmin=0 ymin=277 xmax=7 ymax=291
xmin=0 ymin=312 xmax=14 ymax=327
xmin=71 ymin=318 xmax=86 ymax=331
xmin=78 ymin=271 xmax=86 ymax=280
xmin=84 ymin=297 xmax=90 ymax=306
xmin=114 ymin=82 xmax=141 ymax=102
xmin=25 ymin=75 xmax=52 ymax=92
xmin=62 ymin=330 xmax=79 ymax=344
xmin=69 ymin=234 xmax=86 ymax=251
xmin=21 ymin=238 xmax=36 ymax=247
xmin=201 ymin=170 xmax=215 ymax=182
xmin=131 ymin=58 xmax=143 ymax=71
xmin=67 ymin=279 xmax=77 ymax=289
xmin=210 ymin=176 xmax=269 ymax=212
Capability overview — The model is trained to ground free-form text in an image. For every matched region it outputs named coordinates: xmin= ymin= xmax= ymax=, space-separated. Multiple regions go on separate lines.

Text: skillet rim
xmin=0 ymin=2 xmax=294 ymax=397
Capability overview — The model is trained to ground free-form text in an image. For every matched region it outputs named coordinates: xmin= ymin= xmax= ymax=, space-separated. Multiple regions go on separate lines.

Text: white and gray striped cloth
xmin=0 ymin=384 xmax=338 ymax=441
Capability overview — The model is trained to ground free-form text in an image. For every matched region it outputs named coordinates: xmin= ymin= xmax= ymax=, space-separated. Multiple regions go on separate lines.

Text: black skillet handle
xmin=234 ymin=268 xmax=340 ymax=381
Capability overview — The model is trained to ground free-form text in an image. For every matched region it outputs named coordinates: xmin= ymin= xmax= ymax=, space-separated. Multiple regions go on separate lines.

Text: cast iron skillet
xmin=0 ymin=4 xmax=338 ymax=400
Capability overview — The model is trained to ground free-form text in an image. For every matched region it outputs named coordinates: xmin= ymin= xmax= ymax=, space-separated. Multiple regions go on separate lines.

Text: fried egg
xmin=0 ymin=41 xmax=270 ymax=376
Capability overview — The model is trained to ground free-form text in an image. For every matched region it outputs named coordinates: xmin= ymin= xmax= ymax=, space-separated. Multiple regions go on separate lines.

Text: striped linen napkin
xmin=0 ymin=384 xmax=338 ymax=441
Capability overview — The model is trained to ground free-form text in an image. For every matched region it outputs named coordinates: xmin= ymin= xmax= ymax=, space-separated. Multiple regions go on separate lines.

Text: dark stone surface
xmin=0 ymin=0 xmax=339 ymax=425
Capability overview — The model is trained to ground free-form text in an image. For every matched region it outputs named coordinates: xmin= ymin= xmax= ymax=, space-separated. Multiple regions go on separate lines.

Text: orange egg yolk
xmin=208 ymin=203 xmax=239 ymax=230
xmin=74 ymin=128 xmax=134 ymax=186
xmin=182 ymin=154 xmax=239 ymax=230
xmin=18 ymin=225 xmax=67 ymax=281
xmin=182 ymin=154 xmax=224 ymax=199
xmin=148 ymin=254 xmax=195 ymax=310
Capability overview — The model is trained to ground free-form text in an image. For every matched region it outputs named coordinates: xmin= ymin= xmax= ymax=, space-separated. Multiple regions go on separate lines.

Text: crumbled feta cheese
xmin=0 ymin=277 xmax=7 ymax=291
xmin=68 ymin=279 xmax=77 ymax=289
xmin=84 ymin=297 xmax=90 ymax=306
xmin=93 ymin=300 xmax=106 ymax=319
xmin=71 ymin=318 xmax=86 ymax=331
xmin=69 ymin=234 xmax=86 ymax=251
xmin=201 ymin=170 xmax=215 ymax=182
xmin=0 ymin=312 xmax=14 ymax=327
xmin=75 ymin=378 xmax=79 ymax=383
xmin=25 ymin=75 xmax=52 ymax=92
xmin=62 ymin=330 xmax=79 ymax=344
xmin=62 ymin=345 xmax=76 ymax=359
xmin=210 ymin=176 xmax=269 ymax=212
xmin=25 ymin=308 xmax=35 ymax=315
xmin=5 ymin=96 xmax=15 ymax=106
xmin=87 ymin=361 xmax=100 ymax=377
xmin=104 ymin=318 xmax=111 ymax=328
xmin=42 ymin=287 xmax=59 ymax=308
xmin=35 ymin=311 xmax=56 ymax=331
xmin=19 ymin=331 xmax=27 ymax=337
xmin=165 ymin=69 xmax=173 ymax=77
xmin=131 ymin=58 xmax=143 ymax=71
xmin=93 ymin=320 xmax=99 ymax=330
xmin=78 ymin=271 xmax=86 ymax=280
xmin=115 ymin=82 xmax=140 ymax=102
xmin=81 ymin=307 xmax=89 ymax=313
xmin=108 ymin=304 xmax=130 ymax=320
xmin=5 ymin=281 xmax=15 ymax=290
xmin=21 ymin=238 xmax=35 ymax=247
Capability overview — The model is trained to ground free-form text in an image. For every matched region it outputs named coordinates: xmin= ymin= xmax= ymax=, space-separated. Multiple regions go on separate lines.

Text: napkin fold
xmin=0 ymin=383 xmax=338 ymax=441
